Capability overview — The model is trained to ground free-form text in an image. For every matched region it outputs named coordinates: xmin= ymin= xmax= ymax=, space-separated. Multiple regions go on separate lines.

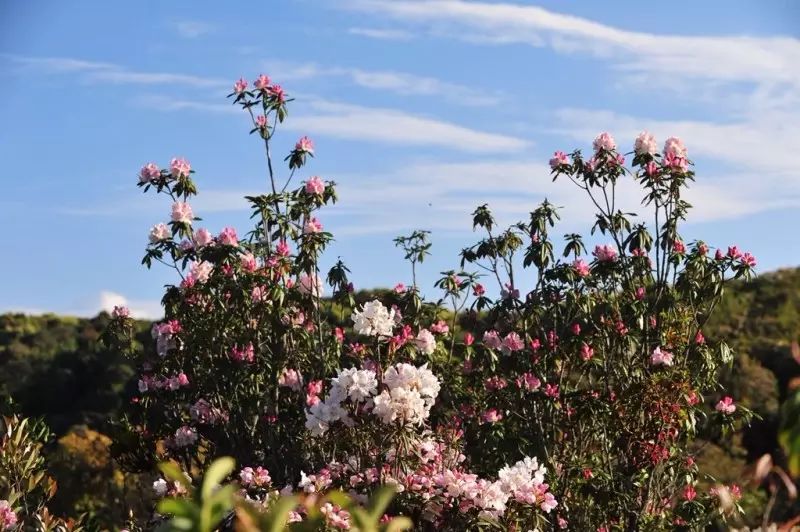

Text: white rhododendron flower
xmin=414 ymin=328 xmax=436 ymax=355
xmin=352 ymin=299 xmax=395 ymax=337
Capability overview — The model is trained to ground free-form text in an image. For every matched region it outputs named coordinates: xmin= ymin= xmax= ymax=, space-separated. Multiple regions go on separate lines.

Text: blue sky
xmin=1 ymin=0 xmax=798 ymax=318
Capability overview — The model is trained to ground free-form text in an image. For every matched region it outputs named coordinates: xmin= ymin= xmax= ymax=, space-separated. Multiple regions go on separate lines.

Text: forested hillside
xmin=1 ymin=268 xmax=798 ymax=527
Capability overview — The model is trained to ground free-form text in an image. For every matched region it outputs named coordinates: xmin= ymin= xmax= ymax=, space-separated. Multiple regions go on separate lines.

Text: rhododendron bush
xmin=103 ymin=74 xmax=758 ymax=531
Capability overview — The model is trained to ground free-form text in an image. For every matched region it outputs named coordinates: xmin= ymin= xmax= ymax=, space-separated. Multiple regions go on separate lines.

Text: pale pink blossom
xmin=517 ymin=372 xmax=541 ymax=391
xmin=170 ymin=157 xmax=191 ymax=178
xmin=501 ymin=332 xmax=524 ymax=353
xmin=139 ymin=162 xmax=160 ymax=183
xmin=276 ymin=240 xmax=291 ymax=257
xmin=295 ymin=136 xmax=314 ymax=154
xmin=149 ymin=223 xmax=170 ymax=243
xmin=171 ymin=202 xmax=194 ymax=224
xmin=240 ymin=252 xmax=257 ymax=272
xmin=304 ymin=217 xmax=323 ymax=234
xmin=112 ymin=305 xmax=130 ymax=319
xmin=193 ymin=228 xmax=213 ymax=248
xmin=481 ymin=408 xmax=503 ymax=424
xmin=190 ymin=261 xmax=213 ymax=283
xmin=549 ymin=151 xmax=569 ymax=169
xmin=593 ymin=132 xmax=616 ymax=152
xmin=230 ymin=343 xmax=255 ymax=363
xmin=593 ymin=244 xmax=617 ymax=262
xmin=634 ymin=131 xmax=657 ymax=156
xmin=233 ymin=77 xmax=248 ymax=94
xmin=663 ymin=136 xmax=687 ymax=158
xmin=650 ymin=346 xmax=674 ymax=366
xmin=279 ymin=368 xmax=304 ymax=391
xmin=716 ymin=396 xmax=736 ymax=415
xmin=254 ymin=74 xmax=271 ymax=90
xmin=305 ymin=176 xmax=325 ymax=195
xmin=255 ymin=114 xmax=267 ymax=128
xmin=482 ymin=330 xmax=502 ymax=350
xmin=218 ymin=227 xmax=239 ymax=246
xmin=644 ymin=160 xmax=659 ymax=177
xmin=0 ymin=500 xmax=18 ymax=530
xmin=430 ymin=320 xmax=450 ymax=335
xmin=572 ymin=258 xmax=590 ymax=277
xmin=298 ymin=273 xmax=324 ymax=298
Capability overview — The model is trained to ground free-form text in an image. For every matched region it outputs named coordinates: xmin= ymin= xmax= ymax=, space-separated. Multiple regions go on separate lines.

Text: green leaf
xmin=201 ymin=456 xmax=235 ymax=500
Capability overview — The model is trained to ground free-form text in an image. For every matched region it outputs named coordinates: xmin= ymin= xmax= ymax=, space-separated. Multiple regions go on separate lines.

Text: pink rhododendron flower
xmin=549 ymin=151 xmax=569 ymax=169
xmin=112 ymin=305 xmax=130 ymax=319
xmin=233 ymin=77 xmax=248 ymax=94
xmin=664 ymin=151 xmax=688 ymax=172
xmin=295 ymin=136 xmax=314 ymax=154
xmin=393 ymin=283 xmax=406 ymax=294
xmin=218 ymin=227 xmax=239 ymax=246
xmin=695 ymin=330 xmax=705 ymax=345
xmin=650 ymin=346 xmax=673 ymax=366
xmin=171 ymin=202 xmax=194 ymax=224
xmin=571 ymin=323 xmax=581 ymax=335
xmin=485 ymin=376 xmax=508 ymax=391
xmin=580 ymin=343 xmax=594 ymax=361
xmin=139 ymin=162 xmax=160 ymax=183
xmin=0 ymin=500 xmax=18 ymax=530
xmin=240 ymin=251 xmax=257 ymax=272
xmin=716 ymin=396 xmax=736 ymax=414
xmin=663 ymin=136 xmax=687 ymax=158
xmin=545 ymin=384 xmax=560 ymax=399
xmin=644 ymin=160 xmax=659 ymax=177
xmin=177 ymin=372 xmax=189 ymax=386
xmin=683 ymin=485 xmax=697 ymax=501
xmin=254 ymin=74 xmax=271 ymax=90
xmin=572 ymin=258 xmax=590 ymax=277
xmin=634 ymin=131 xmax=657 ymax=156
xmin=727 ymin=246 xmax=742 ymax=260
xmin=517 ymin=372 xmax=541 ymax=391
xmin=251 ymin=285 xmax=268 ymax=303
xmin=170 ymin=157 xmax=191 ymax=178
xmin=275 ymin=240 xmax=291 ymax=257
xmin=593 ymin=244 xmax=617 ymax=262
xmin=481 ymin=408 xmax=503 ymax=424
xmin=230 ymin=343 xmax=255 ymax=363
xmin=305 ymin=175 xmax=325 ymax=195
xmin=149 ymin=223 xmax=170 ymax=243
xmin=193 ymin=227 xmax=213 ymax=248
xmin=502 ymin=332 xmax=524 ymax=354
xmin=190 ymin=261 xmax=213 ymax=283
xmin=304 ymin=217 xmax=323 ymax=234
xmin=741 ymin=252 xmax=757 ymax=267
xmin=430 ymin=320 xmax=450 ymax=335
xmin=268 ymin=84 xmax=286 ymax=102
xmin=482 ymin=330 xmax=502 ymax=350
xmin=473 ymin=283 xmax=486 ymax=296
xmin=279 ymin=368 xmax=303 ymax=391
xmin=255 ymin=114 xmax=267 ymax=128
xmin=672 ymin=240 xmax=685 ymax=254
xmin=635 ymin=287 xmax=646 ymax=300
xmin=593 ymin=132 xmax=616 ymax=152
xmin=414 ymin=328 xmax=436 ymax=355
xmin=464 ymin=332 xmax=474 ymax=346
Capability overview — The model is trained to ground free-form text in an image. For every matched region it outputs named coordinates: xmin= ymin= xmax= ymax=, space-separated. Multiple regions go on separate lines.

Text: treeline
xmin=1 ymin=268 xmax=799 ymax=527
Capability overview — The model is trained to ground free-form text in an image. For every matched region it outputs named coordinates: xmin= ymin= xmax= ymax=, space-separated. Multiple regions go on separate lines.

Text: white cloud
xmin=340 ymin=0 xmax=800 ymax=98
xmin=348 ymin=27 xmax=415 ymax=40
xmin=262 ymin=60 xmax=501 ymax=106
xmin=4 ymin=55 xmax=225 ymax=89
xmin=135 ymin=94 xmax=529 ymax=153
xmin=287 ymin=99 xmax=528 ymax=152
xmin=98 ymin=291 xmax=162 ymax=320
xmin=173 ymin=20 xmax=216 ymax=39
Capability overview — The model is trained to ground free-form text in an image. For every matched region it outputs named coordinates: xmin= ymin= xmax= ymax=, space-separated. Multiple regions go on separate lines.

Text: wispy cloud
xmin=262 ymin=60 xmax=501 ymax=106
xmin=4 ymin=54 xmax=225 ymax=88
xmin=339 ymin=0 xmax=800 ymax=113
xmin=173 ymin=20 xmax=216 ymax=39
xmin=348 ymin=27 xmax=415 ymax=40
xmin=135 ymin=94 xmax=529 ymax=153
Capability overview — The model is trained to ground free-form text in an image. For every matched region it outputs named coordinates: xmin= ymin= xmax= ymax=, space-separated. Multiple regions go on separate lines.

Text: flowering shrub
xmin=106 ymin=75 xmax=757 ymax=530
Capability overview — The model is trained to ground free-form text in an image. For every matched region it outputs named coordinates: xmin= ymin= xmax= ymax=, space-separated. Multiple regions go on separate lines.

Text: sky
xmin=1 ymin=0 xmax=799 ymax=319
